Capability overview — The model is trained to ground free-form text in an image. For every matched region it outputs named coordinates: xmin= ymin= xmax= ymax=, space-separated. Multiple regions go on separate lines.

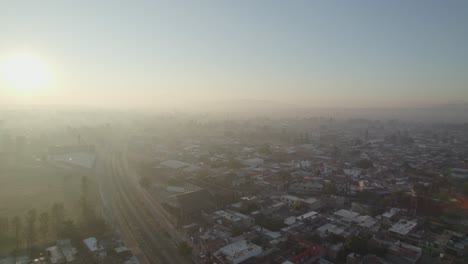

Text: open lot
xmin=0 ymin=159 xmax=101 ymax=255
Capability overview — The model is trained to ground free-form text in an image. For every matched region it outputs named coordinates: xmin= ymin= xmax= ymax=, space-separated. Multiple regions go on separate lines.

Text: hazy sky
xmin=0 ymin=0 xmax=467 ymax=109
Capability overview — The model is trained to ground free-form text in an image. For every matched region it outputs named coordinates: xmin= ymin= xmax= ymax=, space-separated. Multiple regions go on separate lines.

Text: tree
xmin=25 ymin=209 xmax=37 ymax=255
xmin=57 ymin=220 xmax=79 ymax=241
xmin=86 ymin=216 xmax=109 ymax=237
xmin=39 ymin=212 xmax=50 ymax=243
xmin=0 ymin=217 xmax=8 ymax=237
xmin=80 ymin=176 xmax=95 ymax=224
xmin=12 ymin=216 xmax=22 ymax=250
xmin=177 ymin=241 xmax=192 ymax=256
xmin=51 ymin=203 xmax=66 ymax=236
xmin=346 ymin=234 xmax=370 ymax=255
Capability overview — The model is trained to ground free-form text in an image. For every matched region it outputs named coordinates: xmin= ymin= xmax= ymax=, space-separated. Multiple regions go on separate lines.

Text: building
xmin=381 ymin=208 xmax=403 ymax=221
xmin=346 ymin=253 xmax=361 ymax=264
xmin=333 ymin=209 xmax=359 ymax=222
xmin=213 ymin=210 xmax=255 ymax=227
xmin=296 ymin=211 xmax=319 ymax=221
xmin=450 ymin=168 xmax=468 ymax=180
xmin=281 ymin=195 xmax=302 ymax=209
xmin=0 ymin=256 xmax=31 ymax=264
xmin=289 ymin=182 xmax=323 ymax=195
xmin=276 ymin=241 xmax=322 ymax=264
xmin=388 ymin=220 xmax=418 ymax=239
xmin=164 ymin=189 xmax=215 ymax=224
xmin=387 ymin=241 xmax=421 ymax=264
xmin=45 ymin=240 xmax=78 ymax=264
xmin=83 ymin=237 xmax=106 ymax=260
xmin=317 ymin=223 xmax=346 ymax=237
xmin=45 ymin=246 xmax=65 ymax=264
xmin=114 ymin=246 xmax=133 ymax=261
xmin=212 ymin=240 xmax=263 ymax=264
xmin=301 ymin=197 xmax=322 ymax=211
xmin=56 ymin=239 xmax=78 ymax=263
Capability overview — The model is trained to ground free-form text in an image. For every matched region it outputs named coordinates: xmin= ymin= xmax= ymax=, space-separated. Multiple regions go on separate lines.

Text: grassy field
xmin=0 ymin=159 xmax=101 ymax=255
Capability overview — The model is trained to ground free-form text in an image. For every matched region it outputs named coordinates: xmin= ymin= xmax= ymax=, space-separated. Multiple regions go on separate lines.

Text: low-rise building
xmin=83 ymin=237 xmax=106 ymax=259
xmin=45 ymin=246 xmax=65 ymax=264
xmin=289 ymin=182 xmax=323 ymax=195
xmin=388 ymin=220 xmax=417 ymax=239
xmin=212 ymin=240 xmax=263 ymax=264
xmin=281 ymin=195 xmax=302 ymax=209
xmin=387 ymin=241 xmax=421 ymax=264
xmin=213 ymin=210 xmax=255 ymax=227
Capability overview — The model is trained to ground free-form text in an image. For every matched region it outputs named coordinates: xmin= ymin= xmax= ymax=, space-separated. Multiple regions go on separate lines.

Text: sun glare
xmin=1 ymin=53 xmax=51 ymax=92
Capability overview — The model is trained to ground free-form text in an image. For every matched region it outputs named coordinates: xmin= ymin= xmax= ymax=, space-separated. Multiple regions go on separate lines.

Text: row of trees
xmin=0 ymin=176 xmax=108 ymax=257
xmin=0 ymin=202 xmax=67 ymax=256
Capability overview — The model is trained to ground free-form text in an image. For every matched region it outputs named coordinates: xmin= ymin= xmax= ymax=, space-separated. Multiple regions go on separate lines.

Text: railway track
xmin=108 ymin=152 xmax=190 ymax=264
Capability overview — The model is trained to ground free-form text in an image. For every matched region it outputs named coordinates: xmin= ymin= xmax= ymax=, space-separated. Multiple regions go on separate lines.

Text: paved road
xmin=95 ymin=146 xmax=191 ymax=264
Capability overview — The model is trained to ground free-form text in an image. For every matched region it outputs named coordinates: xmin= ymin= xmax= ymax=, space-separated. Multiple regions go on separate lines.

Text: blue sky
xmin=0 ymin=0 xmax=467 ymax=108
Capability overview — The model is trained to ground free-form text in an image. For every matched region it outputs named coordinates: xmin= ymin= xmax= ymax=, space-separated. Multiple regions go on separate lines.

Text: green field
xmin=0 ymin=159 xmax=101 ymax=255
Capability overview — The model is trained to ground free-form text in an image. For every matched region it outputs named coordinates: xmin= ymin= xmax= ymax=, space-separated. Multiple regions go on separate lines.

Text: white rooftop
xmin=317 ymin=223 xmax=346 ymax=235
xmin=57 ymin=239 xmax=78 ymax=262
xmin=297 ymin=211 xmax=318 ymax=221
xmin=83 ymin=237 xmax=102 ymax=253
xmin=334 ymin=209 xmax=359 ymax=220
xmin=253 ymin=225 xmax=282 ymax=239
xmin=382 ymin=208 xmax=401 ymax=219
xmin=214 ymin=240 xmax=262 ymax=263
xmin=46 ymin=246 xmax=65 ymax=264
xmin=215 ymin=210 xmax=242 ymax=222
xmin=389 ymin=220 xmax=418 ymax=236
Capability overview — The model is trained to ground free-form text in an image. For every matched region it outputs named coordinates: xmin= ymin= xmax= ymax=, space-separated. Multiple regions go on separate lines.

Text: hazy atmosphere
xmin=1 ymin=2 xmax=468 ymax=264
xmin=1 ymin=0 xmax=467 ymax=110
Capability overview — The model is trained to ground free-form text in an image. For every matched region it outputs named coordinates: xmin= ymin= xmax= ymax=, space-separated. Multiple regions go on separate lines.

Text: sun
xmin=1 ymin=53 xmax=51 ymax=92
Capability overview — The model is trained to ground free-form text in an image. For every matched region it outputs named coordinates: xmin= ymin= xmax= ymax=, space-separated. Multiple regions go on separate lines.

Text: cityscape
xmin=1 ymin=1 xmax=468 ymax=264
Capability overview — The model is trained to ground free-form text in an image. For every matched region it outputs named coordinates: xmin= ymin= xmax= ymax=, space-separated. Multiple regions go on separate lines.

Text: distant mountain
xmin=430 ymin=101 xmax=468 ymax=110
xmin=186 ymin=99 xmax=468 ymax=122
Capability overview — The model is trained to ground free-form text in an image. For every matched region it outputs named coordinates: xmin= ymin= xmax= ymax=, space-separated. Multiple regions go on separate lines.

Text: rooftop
xmin=334 ymin=209 xmax=359 ymax=221
xmin=213 ymin=240 xmax=262 ymax=262
xmin=389 ymin=220 xmax=418 ymax=236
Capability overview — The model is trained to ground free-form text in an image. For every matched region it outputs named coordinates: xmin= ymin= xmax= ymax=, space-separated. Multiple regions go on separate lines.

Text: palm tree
xmin=39 ymin=212 xmax=50 ymax=244
xmin=51 ymin=203 xmax=66 ymax=236
xmin=0 ymin=217 xmax=8 ymax=237
xmin=25 ymin=209 xmax=37 ymax=255
xmin=12 ymin=216 xmax=22 ymax=262
xmin=12 ymin=216 xmax=22 ymax=245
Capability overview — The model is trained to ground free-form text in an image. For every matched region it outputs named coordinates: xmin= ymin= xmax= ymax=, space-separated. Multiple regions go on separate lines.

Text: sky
xmin=0 ymin=0 xmax=467 ymax=109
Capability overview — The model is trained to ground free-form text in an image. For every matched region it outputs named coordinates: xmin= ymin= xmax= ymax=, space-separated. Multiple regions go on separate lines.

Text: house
xmin=281 ymin=195 xmax=302 ymax=209
xmin=44 ymin=239 xmax=78 ymax=264
xmin=387 ymin=241 xmax=421 ymax=264
xmin=164 ymin=189 xmax=215 ymax=224
xmin=213 ymin=210 xmax=255 ymax=227
xmin=83 ymin=237 xmax=106 ymax=260
xmin=56 ymin=239 xmax=78 ymax=263
xmin=212 ymin=240 xmax=263 ymax=264
xmin=289 ymin=182 xmax=323 ymax=195
xmin=388 ymin=220 xmax=418 ymax=239
xmin=296 ymin=211 xmax=319 ymax=221
xmin=333 ymin=209 xmax=359 ymax=222
xmin=302 ymin=197 xmax=322 ymax=211
xmin=45 ymin=246 xmax=65 ymax=264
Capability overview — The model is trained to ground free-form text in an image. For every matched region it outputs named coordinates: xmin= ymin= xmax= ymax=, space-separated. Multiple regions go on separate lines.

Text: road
xmin=95 ymin=145 xmax=191 ymax=264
